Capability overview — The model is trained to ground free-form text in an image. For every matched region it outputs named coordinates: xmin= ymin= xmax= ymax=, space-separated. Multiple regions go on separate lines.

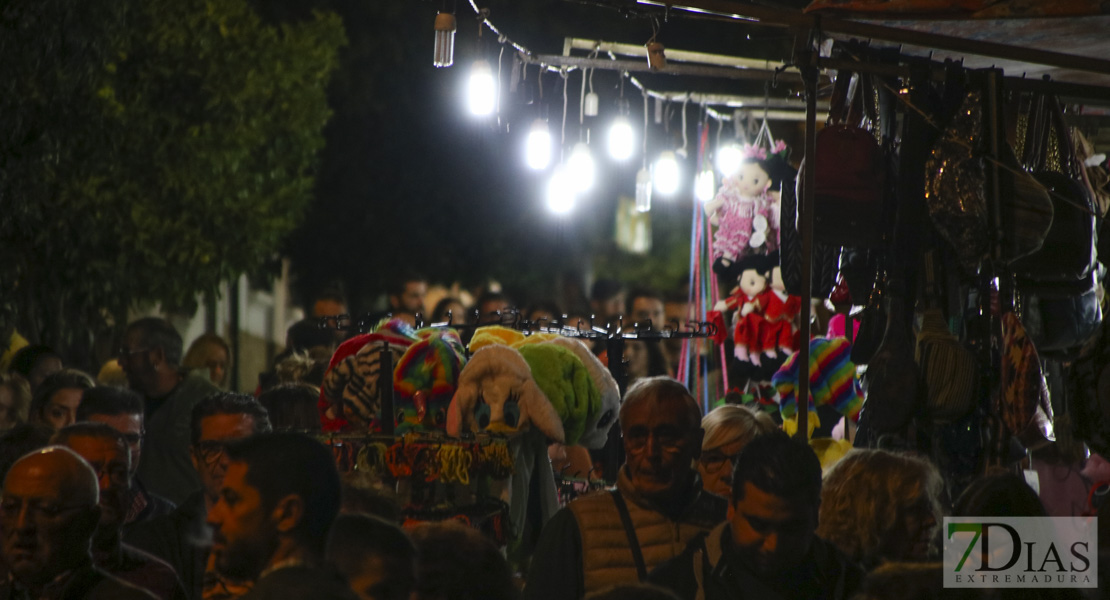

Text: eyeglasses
xmin=117 ymin=346 xmax=151 ymax=360
xmin=0 ymin=497 xmax=88 ymax=524
xmin=193 ymin=440 xmax=229 ymax=467
xmin=700 ymin=450 xmax=739 ymax=473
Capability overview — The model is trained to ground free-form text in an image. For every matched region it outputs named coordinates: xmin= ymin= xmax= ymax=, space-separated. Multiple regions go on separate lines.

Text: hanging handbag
xmin=849 ymin=268 xmax=886 ymax=365
xmin=801 ymin=71 xmax=887 ymax=249
xmin=1011 ymin=93 xmax=1097 ymax=284
xmin=779 ymin=170 xmax=841 ymax=298
xmin=1019 ymin=271 xmax=1102 ymax=360
xmin=861 ymin=296 xmax=920 ymax=435
xmin=997 ymin=312 xmax=1053 ymax=441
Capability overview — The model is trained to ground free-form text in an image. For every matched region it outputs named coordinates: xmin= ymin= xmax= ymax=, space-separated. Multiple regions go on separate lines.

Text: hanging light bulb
xmin=716 ymin=144 xmax=743 ymax=176
xmin=525 ymin=119 xmax=552 ymax=170
xmin=654 ymin=151 xmax=680 ymax=196
xmin=635 ymin=168 xmax=652 ymax=212
xmin=433 ymin=13 xmax=456 ymax=68
xmin=695 ymin=169 xmax=716 ymax=203
xmin=547 ymin=165 xmax=575 ymax=215
xmin=467 ymin=60 xmax=496 ymax=117
xmin=608 ymin=117 xmax=635 ymax=162
xmin=567 ymin=142 xmax=595 ymax=192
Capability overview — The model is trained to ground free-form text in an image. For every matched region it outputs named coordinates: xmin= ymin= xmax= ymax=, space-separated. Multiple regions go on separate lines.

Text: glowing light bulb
xmin=467 ymin=60 xmax=496 ymax=117
xmin=567 ymin=143 xmax=595 ymax=192
xmin=635 ymin=168 xmax=652 ymax=212
xmin=525 ymin=119 xmax=552 ymax=170
xmin=608 ymin=117 xmax=635 ymax=162
xmin=716 ymin=144 xmax=743 ymax=176
xmin=547 ymin=166 xmax=575 ymax=215
xmin=695 ymin=169 xmax=716 ymax=203
xmin=654 ymin=151 xmax=680 ymax=196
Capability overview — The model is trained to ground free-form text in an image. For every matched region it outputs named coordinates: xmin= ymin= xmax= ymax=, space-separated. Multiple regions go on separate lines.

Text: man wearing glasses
xmin=53 ymin=423 xmax=186 ymax=600
xmin=127 ymin=392 xmax=272 ymax=600
xmin=77 ymin=386 xmax=176 ymax=533
xmin=0 ymin=446 xmax=156 ymax=599
xmin=524 ymin=377 xmax=728 ymax=600
xmin=119 ymin=318 xmax=220 ymax=506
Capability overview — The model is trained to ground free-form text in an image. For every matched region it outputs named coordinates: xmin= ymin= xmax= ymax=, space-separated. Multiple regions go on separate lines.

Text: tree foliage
xmin=0 ymin=0 xmax=344 ymax=365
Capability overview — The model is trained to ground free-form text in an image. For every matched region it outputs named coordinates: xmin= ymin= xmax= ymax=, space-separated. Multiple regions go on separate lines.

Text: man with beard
xmin=0 ymin=446 xmax=156 ymax=599
xmin=53 ymin=424 xmax=186 ymax=600
xmin=523 ymin=377 xmax=727 ymax=600
xmin=648 ymin=431 xmax=863 ymax=600
xmin=207 ymin=433 xmax=354 ymax=600
xmin=126 ymin=392 xmax=272 ymax=599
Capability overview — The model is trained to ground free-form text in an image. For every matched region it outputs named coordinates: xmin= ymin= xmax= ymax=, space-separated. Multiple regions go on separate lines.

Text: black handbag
xmin=779 ymin=171 xmax=841 ymax=298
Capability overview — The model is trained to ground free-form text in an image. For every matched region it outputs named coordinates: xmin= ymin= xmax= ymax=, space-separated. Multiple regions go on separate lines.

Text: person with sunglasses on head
xmin=0 ymin=446 xmax=156 ymax=599
xmin=119 ymin=318 xmax=221 ymax=506
xmin=78 ymin=386 xmax=176 ymax=534
xmin=53 ymin=423 xmax=186 ymax=600
xmin=127 ymin=392 xmax=272 ymax=600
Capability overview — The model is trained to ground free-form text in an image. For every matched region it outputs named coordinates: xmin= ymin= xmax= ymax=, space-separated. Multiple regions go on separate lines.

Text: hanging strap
xmin=611 ymin=490 xmax=648 ymax=581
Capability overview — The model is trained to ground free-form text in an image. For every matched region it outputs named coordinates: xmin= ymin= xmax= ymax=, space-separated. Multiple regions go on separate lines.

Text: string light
xmin=433 ymin=12 xmax=456 ymax=68
xmin=467 ymin=60 xmax=496 ymax=116
xmin=608 ymin=117 xmax=634 ymax=162
xmin=654 ymin=151 xmax=680 ymax=196
xmin=567 ymin=142 xmax=595 ymax=192
xmin=716 ymin=143 xmax=743 ymax=176
xmin=525 ymin=119 xmax=552 ymax=170
xmin=695 ymin=169 xmax=715 ymax=203
xmin=547 ymin=165 xmax=575 ymax=214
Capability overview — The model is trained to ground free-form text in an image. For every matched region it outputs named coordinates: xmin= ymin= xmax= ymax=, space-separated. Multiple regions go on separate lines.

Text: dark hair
xmin=952 ymin=472 xmax=1047 ymax=518
xmin=731 ymin=430 xmax=822 ymax=507
xmin=590 ymin=278 xmax=624 ymax=302
xmin=411 ymin=521 xmax=516 ymax=600
xmin=626 ymin=287 xmax=663 ymax=314
xmin=586 ymin=583 xmax=682 ymax=600
xmin=258 ymin=384 xmax=321 ymax=432
xmin=51 ymin=421 xmax=128 ymax=451
xmin=225 ymin=433 xmax=341 ymax=551
xmin=0 ymin=372 xmax=31 ymax=425
xmin=0 ymin=423 xmax=53 ymax=481
xmin=525 ymin=300 xmax=563 ymax=322
xmin=326 ymin=513 xmax=416 ymax=600
xmin=9 ymin=345 xmax=61 ymax=378
xmin=190 ymin=391 xmax=272 ymax=445
xmin=285 ymin=319 xmax=336 ymax=355
xmin=390 ymin=272 xmax=426 ymax=298
xmin=31 ymin=369 xmax=95 ymax=422
xmin=125 ymin=318 xmax=184 ymax=367
xmin=432 ymin=297 xmax=467 ymax=323
xmin=77 ymin=386 xmax=144 ymax=421
xmin=475 ymin=291 xmax=513 ymax=312
xmin=312 ymin=288 xmax=347 ymax=306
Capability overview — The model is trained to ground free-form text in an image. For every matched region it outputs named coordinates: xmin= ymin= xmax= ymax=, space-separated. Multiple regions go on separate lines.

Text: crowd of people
xmin=0 ymin=274 xmax=1107 ymax=600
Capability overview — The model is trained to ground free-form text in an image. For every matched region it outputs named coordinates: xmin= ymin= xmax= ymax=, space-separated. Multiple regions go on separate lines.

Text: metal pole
xmin=796 ymin=38 xmax=820 ymax=442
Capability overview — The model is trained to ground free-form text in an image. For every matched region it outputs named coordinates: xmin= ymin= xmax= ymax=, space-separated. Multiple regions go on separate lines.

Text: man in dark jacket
xmin=649 ymin=431 xmax=864 ymax=600
xmin=126 ymin=392 xmax=272 ymax=600
xmin=208 ymin=433 xmax=355 ymax=600
xmin=0 ymin=446 xmax=156 ymax=599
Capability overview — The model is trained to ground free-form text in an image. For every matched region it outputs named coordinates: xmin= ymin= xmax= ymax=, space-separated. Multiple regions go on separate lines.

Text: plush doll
xmin=771 ymin=337 xmax=863 ymax=439
xmin=715 ymin=253 xmax=776 ymax=366
xmin=392 ymin=329 xmax=467 ymax=434
xmin=706 ymin=142 xmax=787 ymax=279
xmin=469 ymin=325 xmax=525 ymax=353
xmin=760 ymin=253 xmax=802 ymax=359
xmin=446 ymin=344 xmax=564 ymax=442
xmin=319 ymin=328 xmax=417 ymax=432
xmin=544 ymin=337 xmax=620 ymax=450
xmin=517 ymin=343 xmax=601 ymax=447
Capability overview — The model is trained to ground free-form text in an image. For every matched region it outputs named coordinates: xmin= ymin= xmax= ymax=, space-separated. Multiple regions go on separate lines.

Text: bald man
xmin=0 ymin=446 xmax=156 ymax=599
xmin=524 ymin=377 xmax=727 ymax=600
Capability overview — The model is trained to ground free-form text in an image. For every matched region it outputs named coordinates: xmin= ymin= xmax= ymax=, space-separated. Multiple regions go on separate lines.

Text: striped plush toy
xmin=771 ymin=336 xmax=863 ymax=422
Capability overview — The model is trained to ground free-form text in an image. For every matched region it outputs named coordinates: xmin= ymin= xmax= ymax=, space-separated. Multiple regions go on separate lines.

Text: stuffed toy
xmin=517 ymin=343 xmax=600 ymax=446
xmin=715 ymin=253 xmax=777 ymax=366
xmin=543 ymin=337 xmax=619 ymax=450
xmin=760 ymin=254 xmax=802 ymax=358
xmin=706 ymin=142 xmax=787 ymax=279
xmin=469 ymin=325 xmax=525 ymax=353
xmin=392 ymin=329 xmax=467 ymax=434
xmin=510 ymin=332 xmax=562 ymax=349
xmin=771 ymin=337 xmax=863 ymax=429
xmin=319 ymin=329 xmax=417 ymax=432
xmin=447 ymin=345 xmax=565 ymax=443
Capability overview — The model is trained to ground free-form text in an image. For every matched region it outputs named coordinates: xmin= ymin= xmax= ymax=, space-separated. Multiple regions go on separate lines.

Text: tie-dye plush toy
xmin=391 ymin=328 xmax=467 ymax=433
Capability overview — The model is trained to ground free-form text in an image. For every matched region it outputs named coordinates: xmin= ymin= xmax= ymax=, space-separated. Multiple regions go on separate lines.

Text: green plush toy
xmin=517 ymin=343 xmax=600 ymax=446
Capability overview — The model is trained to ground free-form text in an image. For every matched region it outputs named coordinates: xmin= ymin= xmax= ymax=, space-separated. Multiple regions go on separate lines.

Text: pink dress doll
xmin=705 ymin=144 xmax=784 ymax=278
